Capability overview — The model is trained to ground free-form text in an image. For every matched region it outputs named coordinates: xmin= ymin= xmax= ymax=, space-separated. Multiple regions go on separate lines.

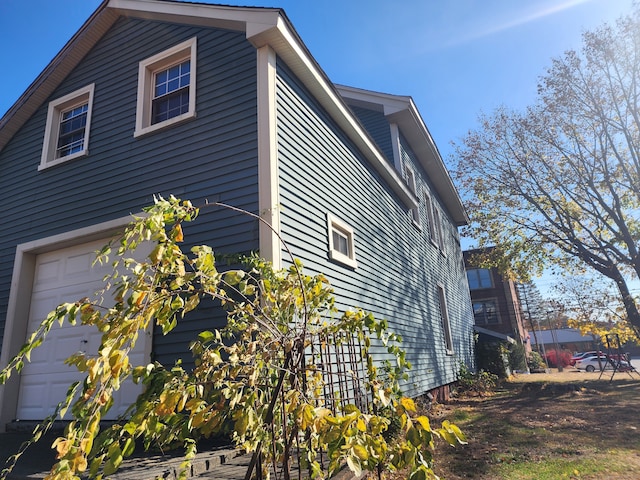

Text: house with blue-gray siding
xmin=0 ymin=0 xmax=474 ymax=430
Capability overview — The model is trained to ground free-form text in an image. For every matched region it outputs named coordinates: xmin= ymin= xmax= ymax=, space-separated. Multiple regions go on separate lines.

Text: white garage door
xmin=16 ymin=238 xmax=151 ymax=420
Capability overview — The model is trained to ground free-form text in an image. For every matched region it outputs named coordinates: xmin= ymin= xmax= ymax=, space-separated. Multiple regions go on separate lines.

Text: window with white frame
xmin=39 ymin=83 xmax=95 ymax=170
xmin=327 ymin=214 xmax=357 ymax=268
xmin=134 ymin=37 xmax=197 ymax=137
xmin=437 ymin=284 xmax=454 ymax=355
xmin=424 ymin=192 xmax=436 ymax=244
xmin=432 ymin=205 xmax=445 ymax=253
xmin=472 ymin=299 xmax=500 ymax=325
xmin=403 ymin=164 xmax=420 ymax=226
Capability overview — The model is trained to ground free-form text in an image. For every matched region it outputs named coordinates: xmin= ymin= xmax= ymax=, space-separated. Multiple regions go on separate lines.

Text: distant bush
xmin=508 ymin=343 xmax=528 ymax=372
xmin=527 ymin=351 xmax=547 ymax=370
xmin=545 ymin=349 xmax=572 ymax=368
xmin=456 ymin=363 xmax=499 ymax=396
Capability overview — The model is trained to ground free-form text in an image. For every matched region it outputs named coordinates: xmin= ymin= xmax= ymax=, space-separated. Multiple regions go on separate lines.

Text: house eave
xmin=336 ymin=85 xmax=469 ymax=226
xmin=474 ymin=326 xmax=516 ymax=344
xmin=0 ymin=1 xmax=117 ymax=151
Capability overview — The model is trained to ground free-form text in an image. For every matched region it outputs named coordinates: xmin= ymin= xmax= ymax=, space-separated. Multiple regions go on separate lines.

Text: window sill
xmin=329 ymin=250 xmax=357 ymax=269
xmin=133 ymin=111 xmax=196 ymax=138
xmin=38 ymin=150 xmax=88 ymax=171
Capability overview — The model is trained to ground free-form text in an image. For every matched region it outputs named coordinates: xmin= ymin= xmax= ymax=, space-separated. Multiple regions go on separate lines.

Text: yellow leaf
xmin=72 ymin=453 xmax=88 ymax=472
xmin=352 ymin=444 xmax=369 ymax=461
xmin=52 ymin=438 xmax=71 ymax=458
xmin=415 ymin=416 xmax=431 ymax=431
xmin=400 ymin=397 xmax=417 ymax=413
xmin=356 ymin=418 xmax=367 ymax=432
xmin=173 ymin=223 xmax=184 ymax=242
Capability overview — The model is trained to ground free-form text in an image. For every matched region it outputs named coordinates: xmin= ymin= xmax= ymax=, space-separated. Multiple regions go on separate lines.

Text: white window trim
xmin=134 ymin=37 xmax=197 ymax=138
xmin=403 ymin=165 xmax=421 ymax=228
xmin=432 ymin=204 xmax=446 ymax=255
xmin=424 ymin=192 xmax=438 ymax=246
xmin=327 ymin=213 xmax=357 ymax=268
xmin=437 ymin=284 xmax=454 ymax=356
xmin=39 ymin=83 xmax=95 ymax=170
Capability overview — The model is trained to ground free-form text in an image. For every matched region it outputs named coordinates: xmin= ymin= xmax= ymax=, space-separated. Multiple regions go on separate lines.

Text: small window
xmin=39 ymin=83 xmax=95 ymax=170
xmin=327 ymin=214 xmax=357 ymax=268
xmin=467 ymin=268 xmax=493 ymax=290
xmin=437 ymin=285 xmax=454 ymax=355
xmin=473 ymin=299 xmax=500 ymax=325
xmin=135 ymin=37 xmax=197 ymax=137
xmin=432 ymin=206 xmax=445 ymax=253
xmin=424 ymin=192 xmax=437 ymax=244
xmin=403 ymin=165 xmax=420 ymax=226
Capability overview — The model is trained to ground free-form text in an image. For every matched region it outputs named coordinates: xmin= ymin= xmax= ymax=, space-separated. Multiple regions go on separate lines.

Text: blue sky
xmin=0 ymin=0 xmax=635 ymax=293
xmin=0 ymin=0 xmax=633 ymax=162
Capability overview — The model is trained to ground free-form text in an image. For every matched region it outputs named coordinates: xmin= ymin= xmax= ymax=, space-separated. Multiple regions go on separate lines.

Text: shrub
xmin=527 ymin=351 xmax=547 ymax=370
xmin=456 ymin=363 xmax=499 ymax=396
xmin=545 ymin=349 xmax=572 ymax=368
xmin=508 ymin=343 xmax=528 ymax=372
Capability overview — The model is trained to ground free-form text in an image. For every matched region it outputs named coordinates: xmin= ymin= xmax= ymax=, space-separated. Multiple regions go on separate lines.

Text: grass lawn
xmin=429 ymin=369 xmax=640 ymax=480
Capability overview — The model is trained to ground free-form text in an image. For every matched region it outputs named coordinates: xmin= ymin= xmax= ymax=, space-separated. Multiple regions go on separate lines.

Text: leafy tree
xmin=553 ymin=275 xmax=639 ymax=345
xmin=0 ymin=196 xmax=465 ymax=480
xmin=453 ymin=7 xmax=640 ymax=338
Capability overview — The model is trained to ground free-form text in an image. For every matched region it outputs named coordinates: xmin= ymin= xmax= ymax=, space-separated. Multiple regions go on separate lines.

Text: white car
xmin=575 ymin=355 xmax=629 ymax=372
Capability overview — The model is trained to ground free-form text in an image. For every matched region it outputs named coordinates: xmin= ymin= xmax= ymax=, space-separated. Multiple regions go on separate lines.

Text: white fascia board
xmin=0 ymin=1 xmax=116 ymax=152
xmin=108 ymin=0 xmax=281 ymax=34
xmin=338 ymin=85 xmax=468 ymax=225
xmin=247 ymin=19 xmax=418 ymax=210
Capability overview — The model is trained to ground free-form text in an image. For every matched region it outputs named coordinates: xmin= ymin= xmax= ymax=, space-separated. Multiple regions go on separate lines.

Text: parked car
xmin=570 ymin=351 xmax=604 ymax=366
xmin=575 ymin=355 xmax=630 ymax=372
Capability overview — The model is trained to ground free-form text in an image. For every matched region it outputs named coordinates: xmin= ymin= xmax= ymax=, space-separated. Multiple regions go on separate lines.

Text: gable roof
xmin=337 ymin=85 xmax=468 ymax=225
xmin=0 ymin=0 xmax=465 ymax=220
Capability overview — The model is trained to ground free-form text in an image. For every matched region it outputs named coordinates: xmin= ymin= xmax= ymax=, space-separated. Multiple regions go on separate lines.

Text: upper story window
xmin=327 ymin=213 xmax=357 ymax=268
xmin=467 ymin=268 xmax=493 ymax=290
xmin=437 ymin=284 xmax=454 ymax=355
xmin=135 ymin=37 xmax=197 ymax=138
xmin=432 ymin=206 xmax=445 ymax=254
xmin=473 ymin=299 xmax=500 ymax=325
xmin=39 ymin=83 xmax=95 ymax=170
xmin=403 ymin=164 xmax=421 ymax=227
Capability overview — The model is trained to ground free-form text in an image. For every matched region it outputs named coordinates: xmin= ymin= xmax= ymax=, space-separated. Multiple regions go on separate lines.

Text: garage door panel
xmin=16 ymin=239 xmax=152 ymax=421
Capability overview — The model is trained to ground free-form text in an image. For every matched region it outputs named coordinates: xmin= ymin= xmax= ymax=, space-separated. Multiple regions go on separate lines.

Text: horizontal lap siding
xmin=0 ymin=18 xmax=259 ymax=367
xmin=276 ymin=63 xmax=473 ymax=395
xmin=349 ymin=105 xmax=394 ymax=164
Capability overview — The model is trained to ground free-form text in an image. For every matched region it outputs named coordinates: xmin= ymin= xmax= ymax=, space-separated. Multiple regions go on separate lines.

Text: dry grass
xmin=427 ymin=369 xmax=640 ymax=479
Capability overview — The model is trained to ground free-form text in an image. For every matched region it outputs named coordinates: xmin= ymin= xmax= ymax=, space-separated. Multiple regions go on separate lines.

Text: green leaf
xmin=223 ymin=270 xmax=245 ymax=285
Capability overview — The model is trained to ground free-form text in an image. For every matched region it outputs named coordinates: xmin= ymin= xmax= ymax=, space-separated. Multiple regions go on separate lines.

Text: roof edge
xmin=337 ymin=85 xmax=468 ymax=225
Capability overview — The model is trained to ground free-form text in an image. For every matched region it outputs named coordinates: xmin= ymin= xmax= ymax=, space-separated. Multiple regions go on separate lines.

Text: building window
xmin=39 ymin=83 xmax=95 ymax=170
xmin=467 ymin=268 xmax=493 ymax=290
xmin=437 ymin=284 xmax=454 ymax=355
xmin=424 ymin=193 xmax=437 ymax=244
xmin=135 ymin=37 xmax=197 ymax=137
xmin=152 ymin=60 xmax=191 ymax=124
xmin=327 ymin=214 xmax=357 ymax=268
xmin=403 ymin=165 xmax=420 ymax=226
xmin=473 ymin=299 xmax=500 ymax=325
xmin=433 ymin=205 xmax=445 ymax=253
